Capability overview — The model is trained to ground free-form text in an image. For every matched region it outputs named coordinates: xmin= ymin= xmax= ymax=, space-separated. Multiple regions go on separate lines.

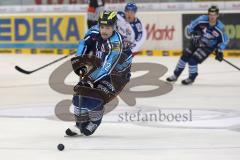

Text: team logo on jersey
xmin=203 ymin=28 xmax=214 ymax=39
xmin=96 ymin=50 xmax=103 ymax=58
xmin=136 ymin=23 xmax=142 ymax=32
xmin=212 ymin=31 xmax=219 ymax=37
xmin=101 ymin=44 xmax=105 ymax=52
xmin=126 ymin=28 xmax=131 ymax=36
xmin=111 ymin=42 xmax=121 ymax=52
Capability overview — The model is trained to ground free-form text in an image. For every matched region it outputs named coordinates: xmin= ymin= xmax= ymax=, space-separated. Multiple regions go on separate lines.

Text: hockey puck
xmin=57 ymin=143 xmax=65 ymax=151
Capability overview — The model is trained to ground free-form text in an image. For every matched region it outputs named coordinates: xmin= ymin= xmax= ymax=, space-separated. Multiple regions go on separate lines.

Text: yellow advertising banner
xmin=138 ymin=50 xmax=240 ymax=58
xmin=0 ymin=14 xmax=85 ymax=54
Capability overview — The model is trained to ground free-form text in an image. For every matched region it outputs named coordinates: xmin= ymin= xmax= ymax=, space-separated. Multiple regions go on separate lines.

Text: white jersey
xmin=116 ymin=14 xmax=135 ymax=46
xmin=117 ymin=11 xmax=146 ymax=53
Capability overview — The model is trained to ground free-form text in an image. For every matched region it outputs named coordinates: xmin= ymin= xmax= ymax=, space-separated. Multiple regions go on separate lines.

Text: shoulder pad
xmin=86 ymin=25 xmax=100 ymax=36
xmin=117 ymin=11 xmax=125 ymax=18
xmin=197 ymin=15 xmax=209 ymax=21
xmin=216 ymin=20 xmax=225 ymax=30
xmin=110 ymin=32 xmax=122 ymax=52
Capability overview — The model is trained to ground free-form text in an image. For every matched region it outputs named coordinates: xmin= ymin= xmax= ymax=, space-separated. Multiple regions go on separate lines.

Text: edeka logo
xmin=0 ymin=15 xmax=85 ymax=49
xmin=146 ymin=24 xmax=175 ymax=41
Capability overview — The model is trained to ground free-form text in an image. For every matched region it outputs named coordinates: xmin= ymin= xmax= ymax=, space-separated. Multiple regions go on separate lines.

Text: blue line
xmin=0 ymin=43 xmax=78 ymax=49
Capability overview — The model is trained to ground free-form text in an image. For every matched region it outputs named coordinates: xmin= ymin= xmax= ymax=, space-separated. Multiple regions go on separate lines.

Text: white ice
xmin=0 ymin=54 xmax=240 ymax=160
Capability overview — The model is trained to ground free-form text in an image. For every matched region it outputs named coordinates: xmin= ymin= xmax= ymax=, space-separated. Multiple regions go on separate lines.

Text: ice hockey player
xmin=118 ymin=2 xmax=146 ymax=53
xmin=87 ymin=0 xmax=105 ymax=29
xmin=166 ymin=6 xmax=229 ymax=85
xmin=116 ymin=11 xmax=135 ymax=51
xmin=66 ymin=11 xmax=132 ymax=136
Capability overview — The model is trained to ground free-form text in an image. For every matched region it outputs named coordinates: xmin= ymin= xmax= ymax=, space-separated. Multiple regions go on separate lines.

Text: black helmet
xmin=208 ymin=5 xmax=219 ymax=14
xmin=98 ymin=11 xmax=117 ymax=26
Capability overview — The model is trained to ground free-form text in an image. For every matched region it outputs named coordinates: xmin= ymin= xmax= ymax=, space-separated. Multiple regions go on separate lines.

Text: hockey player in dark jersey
xmin=166 ymin=6 xmax=229 ymax=85
xmin=87 ymin=0 xmax=105 ymax=29
xmin=118 ymin=2 xmax=146 ymax=53
xmin=66 ymin=11 xmax=132 ymax=136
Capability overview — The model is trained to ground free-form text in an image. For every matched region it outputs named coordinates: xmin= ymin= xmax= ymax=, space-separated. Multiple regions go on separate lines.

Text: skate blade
xmin=64 ymin=134 xmax=83 ymax=138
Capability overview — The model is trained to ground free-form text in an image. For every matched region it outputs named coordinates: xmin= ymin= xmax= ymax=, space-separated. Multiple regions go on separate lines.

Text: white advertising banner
xmin=138 ymin=12 xmax=182 ymax=50
xmin=1 ymin=2 xmax=240 ymax=13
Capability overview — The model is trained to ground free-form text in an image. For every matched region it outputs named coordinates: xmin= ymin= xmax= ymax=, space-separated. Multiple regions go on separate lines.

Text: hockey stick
xmin=15 ymin=51 xmax=76 ymax=74
xmin=223 ymin=58 xmax=240 ymax=71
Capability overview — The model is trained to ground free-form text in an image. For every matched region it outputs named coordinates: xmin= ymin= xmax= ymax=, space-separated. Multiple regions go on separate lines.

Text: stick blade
xmin=15 ymin=66 xmax=33 ymax=74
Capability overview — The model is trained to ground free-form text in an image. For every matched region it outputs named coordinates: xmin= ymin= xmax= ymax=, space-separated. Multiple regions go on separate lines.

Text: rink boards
xmin=0 ymin=11 xmax=239 ymax=56
xmin=0 ymin=49 xmax=239 ymax=58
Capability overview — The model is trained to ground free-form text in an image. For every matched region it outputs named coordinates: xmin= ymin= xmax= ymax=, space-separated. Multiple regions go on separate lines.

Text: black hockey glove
xmin=71 ymin=56 xmax=88 ymax=76
xmin=215 ymin=49 xmax=223 ymax=62
xmin=78 ymin=66 xmax=88 ymax=76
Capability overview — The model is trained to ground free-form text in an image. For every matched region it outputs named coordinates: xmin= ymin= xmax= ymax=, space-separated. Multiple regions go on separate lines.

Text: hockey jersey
xmin=187 ymin=15 xmax=229 ymax=50
xmin=117 ymin=11 xmax=146 ymax=52
xmin=76 ymin=25 xmax=132 ymax=83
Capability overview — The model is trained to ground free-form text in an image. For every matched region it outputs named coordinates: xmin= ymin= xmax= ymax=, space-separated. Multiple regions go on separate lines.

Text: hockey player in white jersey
xmin=116 ymin=13 xmax=135 ymax=48
xmin=118 ymin=2 xmax=146 ymax=54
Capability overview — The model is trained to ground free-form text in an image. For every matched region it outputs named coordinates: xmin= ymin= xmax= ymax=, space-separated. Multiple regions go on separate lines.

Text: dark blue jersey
xmin=188 ymin=15 xmax=229 ymax=50
xmin=76 ymin=25 xmax=132 ymax=82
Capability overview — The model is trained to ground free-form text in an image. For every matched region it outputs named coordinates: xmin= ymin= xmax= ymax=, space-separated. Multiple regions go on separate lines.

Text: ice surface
xmin=0 ymin=54 xmax=240 ymax=160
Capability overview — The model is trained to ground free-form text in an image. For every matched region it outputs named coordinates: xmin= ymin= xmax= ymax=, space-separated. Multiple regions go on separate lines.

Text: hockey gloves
xmin=78 ymin=66 xmax=88 ymax=77
xmin=215 ymin=49 xmax=223 ymax=62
